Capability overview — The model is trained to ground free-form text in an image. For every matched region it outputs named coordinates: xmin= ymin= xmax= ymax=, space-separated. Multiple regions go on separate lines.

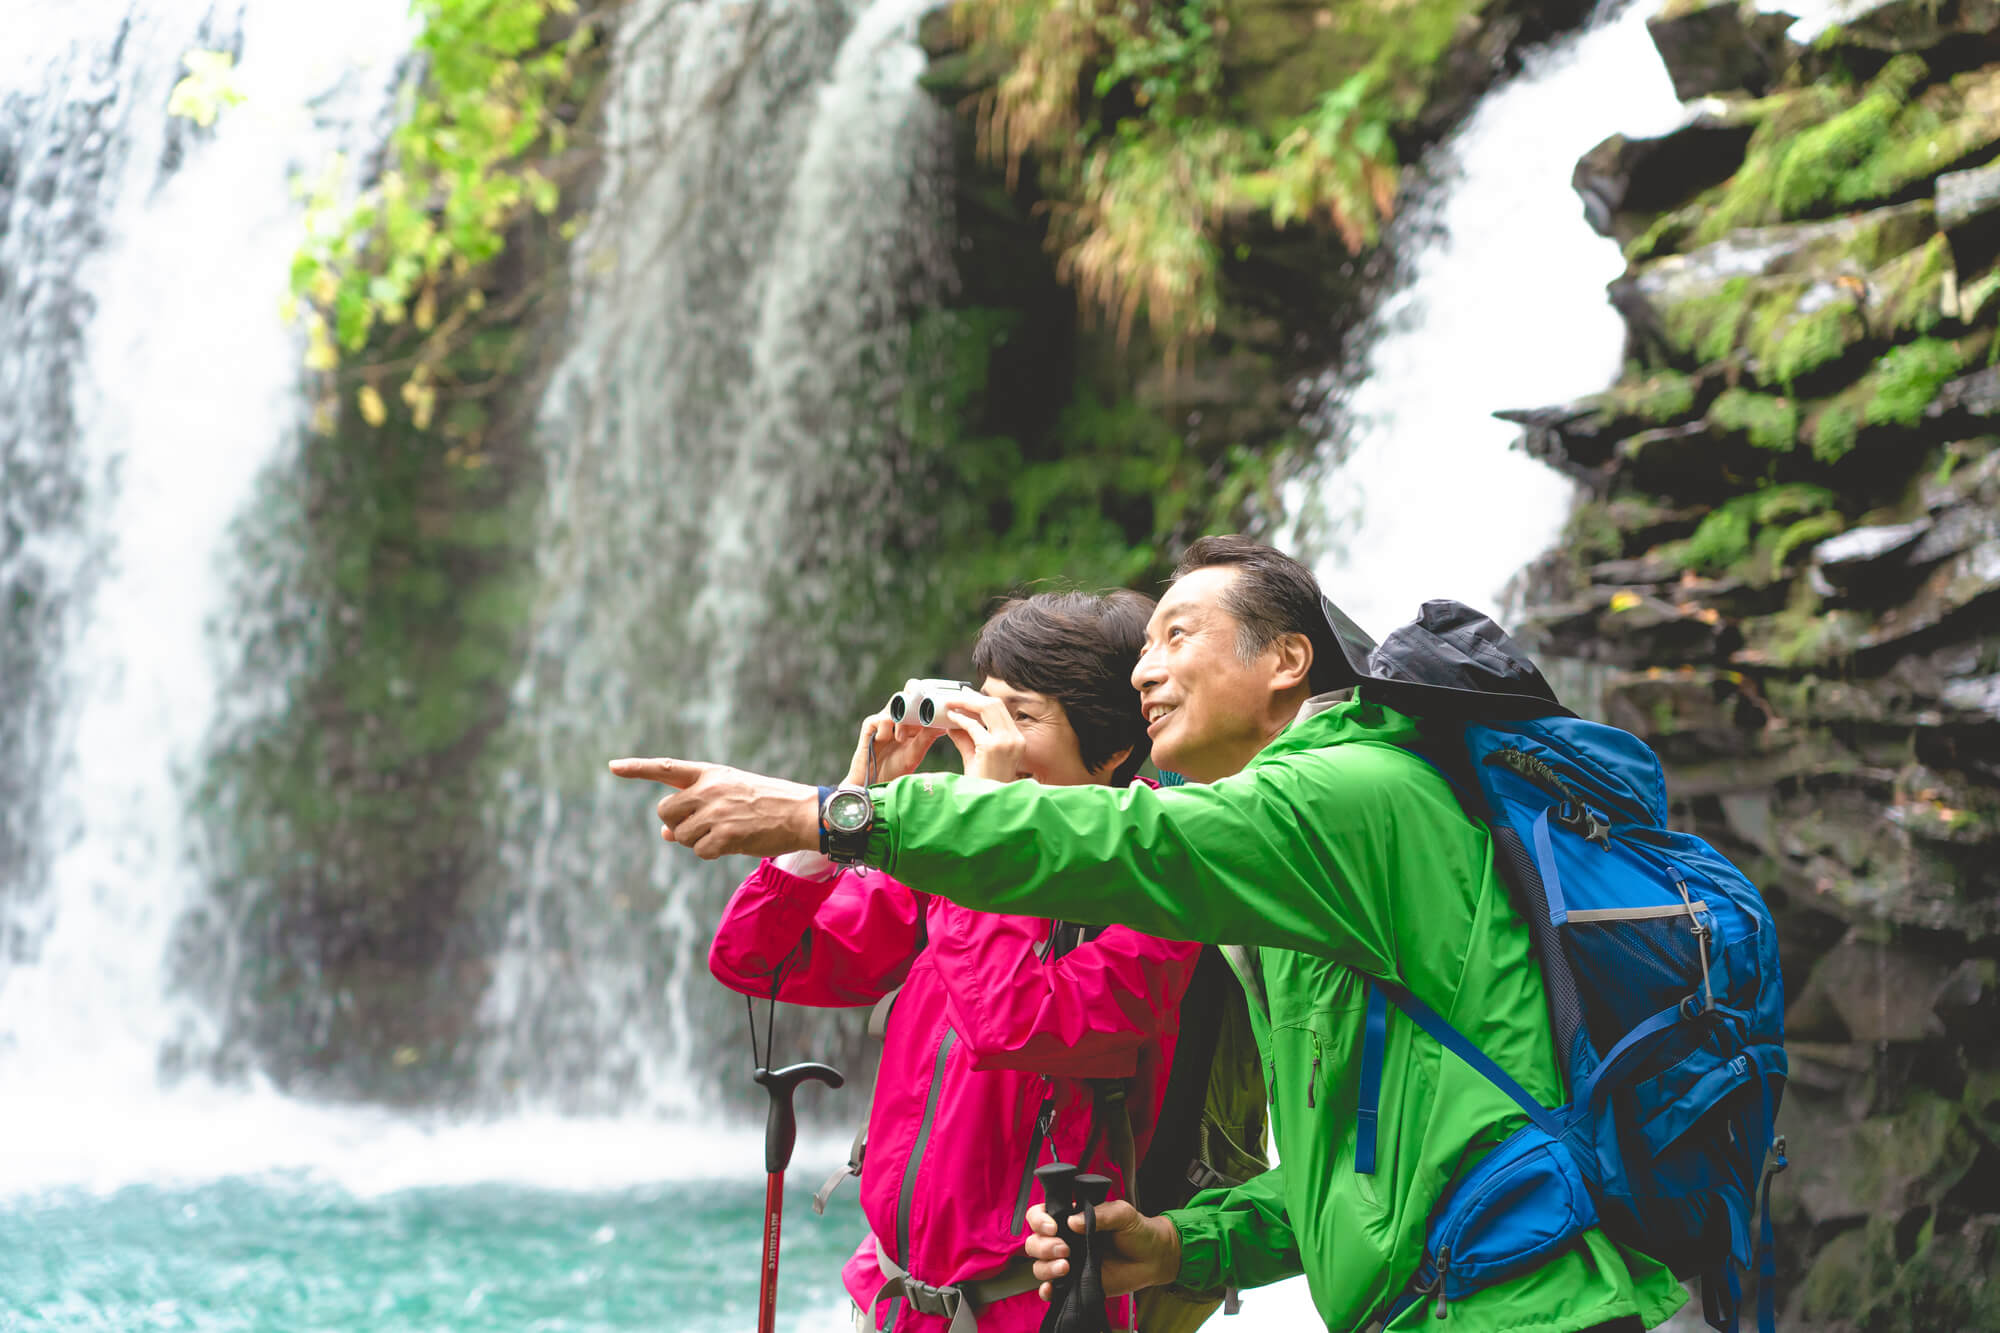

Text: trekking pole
xmin=1037 ymin=1166 xmax=1115 ymax=1333
xmin=755 ymin=1061 xmax=844 ymax=1333
xmin=1070 ymin=1173 xmax=1114 ymax=1332
xmin=1036 ymin=1163 xmax=1081 ymax=1333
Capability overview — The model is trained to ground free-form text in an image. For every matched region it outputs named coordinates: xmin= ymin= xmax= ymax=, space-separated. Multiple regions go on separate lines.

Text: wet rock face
xmin=1507 ymin=4 xmax=2000 ymax=1327
xmin=1645 ymin=0 xmax=1794 ymax=101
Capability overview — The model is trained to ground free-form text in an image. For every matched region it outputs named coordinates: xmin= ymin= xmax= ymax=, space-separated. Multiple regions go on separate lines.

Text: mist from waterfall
xmin=1292 ymin=0 xmax=1686 ymax=642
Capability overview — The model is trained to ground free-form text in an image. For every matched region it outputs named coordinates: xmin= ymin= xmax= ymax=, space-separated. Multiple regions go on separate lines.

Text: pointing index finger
xmin=608 ymin=757 xmax=708 ymax=788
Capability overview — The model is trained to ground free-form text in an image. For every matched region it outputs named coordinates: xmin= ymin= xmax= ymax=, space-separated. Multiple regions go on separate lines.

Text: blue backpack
xmin=1328 ymin=601 xmax=1789 ymax=1333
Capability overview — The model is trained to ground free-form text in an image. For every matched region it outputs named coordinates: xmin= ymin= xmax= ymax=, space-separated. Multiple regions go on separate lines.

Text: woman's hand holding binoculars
xmin=843 ymin=711 xmax=939 ymax=786
xmin=841 ymin=682 xmax=1031 ymax=787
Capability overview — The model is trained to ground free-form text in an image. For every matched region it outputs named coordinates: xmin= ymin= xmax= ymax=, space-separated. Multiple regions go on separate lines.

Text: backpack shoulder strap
xmin=1353 ymin=976 xmax=1566 ymax=1179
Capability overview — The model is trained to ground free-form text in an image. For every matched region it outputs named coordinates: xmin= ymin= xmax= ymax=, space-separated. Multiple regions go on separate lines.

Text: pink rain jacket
xmin=710 ymin=839 xmax=1200 ymax=1332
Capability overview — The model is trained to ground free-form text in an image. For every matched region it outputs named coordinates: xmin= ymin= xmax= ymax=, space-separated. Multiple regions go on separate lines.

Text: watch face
xmin=826 ymin=790 xmax=871 ymax=833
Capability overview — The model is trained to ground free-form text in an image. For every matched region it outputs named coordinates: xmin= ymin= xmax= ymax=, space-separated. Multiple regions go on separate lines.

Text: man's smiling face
xmin=1132 ymin=565 xmax=1299 ymax=784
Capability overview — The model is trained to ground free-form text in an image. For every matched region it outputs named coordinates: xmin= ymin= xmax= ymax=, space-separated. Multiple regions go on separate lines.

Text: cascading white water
xmin=478 ymin=0 xmax=953 ymax=1111
xmin=1293 ymin=0 xmax=1686 ymax=640
xmin=0 ymin=0 xmax=413 ymax=1144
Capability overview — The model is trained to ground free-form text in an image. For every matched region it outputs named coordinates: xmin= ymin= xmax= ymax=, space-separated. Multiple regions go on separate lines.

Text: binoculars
xmin=887 ymin=678 xmax=983 ymax=728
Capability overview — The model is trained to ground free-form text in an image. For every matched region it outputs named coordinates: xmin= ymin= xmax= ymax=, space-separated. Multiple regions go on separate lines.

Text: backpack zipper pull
xmin=1307 ymin=1034 xmax=1322 ymax=1109
xmin=1671 ymin=868 xmax=1715 ymax=1010
xmin=1433 ymin=1248 xmax=1451 ymax=1320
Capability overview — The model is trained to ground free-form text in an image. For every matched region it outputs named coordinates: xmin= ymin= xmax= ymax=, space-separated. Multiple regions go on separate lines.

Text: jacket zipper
xmin=896 ymin=1026 xmax=958 ymax=1276
xmin=1307 ymin=1031 xmax=1323 ymax=1109
xmin=1011 ymin=1080 xmax=1057 ymax=1230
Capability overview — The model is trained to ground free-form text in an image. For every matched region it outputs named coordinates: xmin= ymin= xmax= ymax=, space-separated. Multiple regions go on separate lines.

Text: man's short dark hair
xmin=1174 ymin=535 xmax=1352 ymax=695
xmin=972 ymin=590 xmax=1156 ymax=785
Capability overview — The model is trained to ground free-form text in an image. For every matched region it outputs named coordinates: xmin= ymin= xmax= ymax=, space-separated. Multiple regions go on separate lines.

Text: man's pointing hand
xmin=608 ymin=757 xmax=823 ymax=861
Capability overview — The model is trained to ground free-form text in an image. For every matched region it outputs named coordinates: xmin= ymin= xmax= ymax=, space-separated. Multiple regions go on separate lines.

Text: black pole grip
xmin=1074 ymin=1173 xmax=1112 ymax=1207
xmin=1036 ymin=1161 xmax=1081 ymax=1228
xmin=755 ymin=1062 xmax=845 ymax=1175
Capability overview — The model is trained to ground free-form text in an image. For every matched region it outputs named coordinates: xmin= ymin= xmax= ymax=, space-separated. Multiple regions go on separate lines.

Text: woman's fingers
xmin=944 ymin=703 xmax=993 ymax=745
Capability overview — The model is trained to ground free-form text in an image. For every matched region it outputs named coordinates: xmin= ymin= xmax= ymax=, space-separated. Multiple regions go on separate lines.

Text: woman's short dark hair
xmin=971 ymin=589 xmax=1155 ymax=785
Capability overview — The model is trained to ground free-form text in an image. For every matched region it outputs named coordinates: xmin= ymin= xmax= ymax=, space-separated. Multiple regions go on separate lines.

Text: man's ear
xmin=1268 ymin=632 xmax=1313 ymax=693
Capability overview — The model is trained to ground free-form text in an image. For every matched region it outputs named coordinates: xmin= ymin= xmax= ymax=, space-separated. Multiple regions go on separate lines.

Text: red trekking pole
xmin=755 ymin=1061 xmax=844 ymax=1333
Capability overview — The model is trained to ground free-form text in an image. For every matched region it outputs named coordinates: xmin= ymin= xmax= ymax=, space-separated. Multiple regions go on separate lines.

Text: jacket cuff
xmin=756 ymin=859 xmax=844 ymax=908
xmin=1159 ymin=1208 xmax=1222 ymax=1297
xmin=864 ymin=782 xmax=896 ymax=871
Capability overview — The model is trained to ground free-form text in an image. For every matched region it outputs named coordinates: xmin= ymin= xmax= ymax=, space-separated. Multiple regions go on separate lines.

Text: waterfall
xmin=476 ymin=0 xmax=953 ymax=1111
xmin=0 ymin=0 xmax=412 ymax=1108
xmin=1294 ymin=0 xmax=1686 ymax=640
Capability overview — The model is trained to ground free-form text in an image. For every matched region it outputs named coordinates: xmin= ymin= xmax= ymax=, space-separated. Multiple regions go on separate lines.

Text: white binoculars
xmin=888 ymin=678 xmax=983 ymax=728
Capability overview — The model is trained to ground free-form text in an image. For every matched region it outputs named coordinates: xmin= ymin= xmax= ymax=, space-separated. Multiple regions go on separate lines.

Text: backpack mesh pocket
xmin=1564 ymin=914 xmax=1707 ymax=1067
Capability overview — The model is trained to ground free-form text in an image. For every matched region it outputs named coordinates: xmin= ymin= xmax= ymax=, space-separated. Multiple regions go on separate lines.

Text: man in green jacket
xmin=612 ymin=537 xmax=1688 ymax=1333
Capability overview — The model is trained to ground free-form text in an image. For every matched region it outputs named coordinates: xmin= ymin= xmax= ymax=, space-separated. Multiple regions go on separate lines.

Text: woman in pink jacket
xmin=709 ymin=590 xmax=1200 ymax=1333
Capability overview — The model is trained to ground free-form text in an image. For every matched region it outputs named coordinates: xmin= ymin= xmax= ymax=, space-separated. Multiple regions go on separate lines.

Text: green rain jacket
xmin=862 ymin=697 xmax=1688 ymax=1333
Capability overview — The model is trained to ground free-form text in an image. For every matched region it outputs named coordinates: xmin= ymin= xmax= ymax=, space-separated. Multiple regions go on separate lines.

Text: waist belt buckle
xmin=903 ymin=1277 xmax=962 ymax=1320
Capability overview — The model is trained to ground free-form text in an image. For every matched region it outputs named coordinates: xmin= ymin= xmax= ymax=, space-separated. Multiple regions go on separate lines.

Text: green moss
xmin=1710 ymin=387 xmax=1801 ymax=450
xmin=1770 ymin=509 xmax=1848 ymax=571
xmin=1604 ymin=367 xmax=1700 ymax=423
xmin=1563 ymin=500 xmax=1627 ymax=565
xmin=1659 ymin=267 xmax=1876 ymax=385
xmin=893 ymin=303 xmax=1303 ymax=627
xmin=1700 ymin=58 xmax=1921 ymax=233
xmin=1624 ymin=196 xmax=1711 ymax=264
xmin=1809 ymin=394 xmax=1865 ymax=462
xmin=1957 ymin=266 xmax=2000 ymax=324
xmin=1678 ymin=502 xmax=1756 ymax=572
xmin=1664 ymin=275 xmax=1755 ymax=365
xmin=1675 ymin=483 xmax=1840 ymax=576
xmin=1762 ymin=292 xmax=1865 ymax=386
xmin=1866 ymin=336 xmax=1970 ymax=426
xmin=1873 ymin=233 xmax=1953 ymax=337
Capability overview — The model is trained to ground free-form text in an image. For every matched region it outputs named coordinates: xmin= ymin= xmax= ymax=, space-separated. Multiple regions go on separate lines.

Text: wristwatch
xmin=817 ymin=783 xmax=875 ymax=865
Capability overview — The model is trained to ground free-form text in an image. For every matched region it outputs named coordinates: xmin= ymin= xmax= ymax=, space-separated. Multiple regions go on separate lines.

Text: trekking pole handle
xmin=756 ymin=1062 xmax=845 ymax=1175
xmin=1036 ymin=1162 xmax=1081 ymax=1229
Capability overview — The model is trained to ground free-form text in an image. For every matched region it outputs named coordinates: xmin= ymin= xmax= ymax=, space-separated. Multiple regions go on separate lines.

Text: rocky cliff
xmin=1509 ymin=3 xmax=2000 ymax=1325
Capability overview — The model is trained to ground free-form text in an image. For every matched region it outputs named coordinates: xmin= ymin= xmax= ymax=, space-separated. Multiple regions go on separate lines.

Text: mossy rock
xmin=1499 ymin=366 xmax=1716 ymax=477
xmin=1803 ymin=333 xmax=1982 ymax=463
xmin=1734 ymin=597 xmax=1871 ymax=667
xmin=1617 ymin=201 xmax=1936 ymax=381
xmin=1644 ymin=0 xmax=1795 ymax=102
xmin=1600 ymin=665 xmax=1773 ymax=750
xmin=1615 ymin=419 xmax=1787 ymax=503
xmin=1574 ymin=104 xmax=1760 ymax=243
xmin=1695 ymin=58 xmax=2000 ymax=243
xmin=1798 ymin=1212 xmax=2000 ymax=1332
xmin=1870 ymin=231 xmax=1957 ymax=336
xmin=1802 ymin=0 xmax=2000 ymax=72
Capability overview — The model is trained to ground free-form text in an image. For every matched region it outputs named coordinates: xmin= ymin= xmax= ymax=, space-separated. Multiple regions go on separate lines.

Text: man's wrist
xmin=1155 ymin=1212 xmax=1184 ymax=1287
xmin=795 ymin=790 xmax=823 ymax=852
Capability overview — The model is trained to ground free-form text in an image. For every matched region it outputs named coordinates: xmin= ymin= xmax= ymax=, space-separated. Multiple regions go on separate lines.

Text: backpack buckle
xmin=1555 ymin=801 xmax=1611 ymax=848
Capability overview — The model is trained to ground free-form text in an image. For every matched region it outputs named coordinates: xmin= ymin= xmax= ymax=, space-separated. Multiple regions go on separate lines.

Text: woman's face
xmin=977 ymin=677 xmax=1128 ymax=787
